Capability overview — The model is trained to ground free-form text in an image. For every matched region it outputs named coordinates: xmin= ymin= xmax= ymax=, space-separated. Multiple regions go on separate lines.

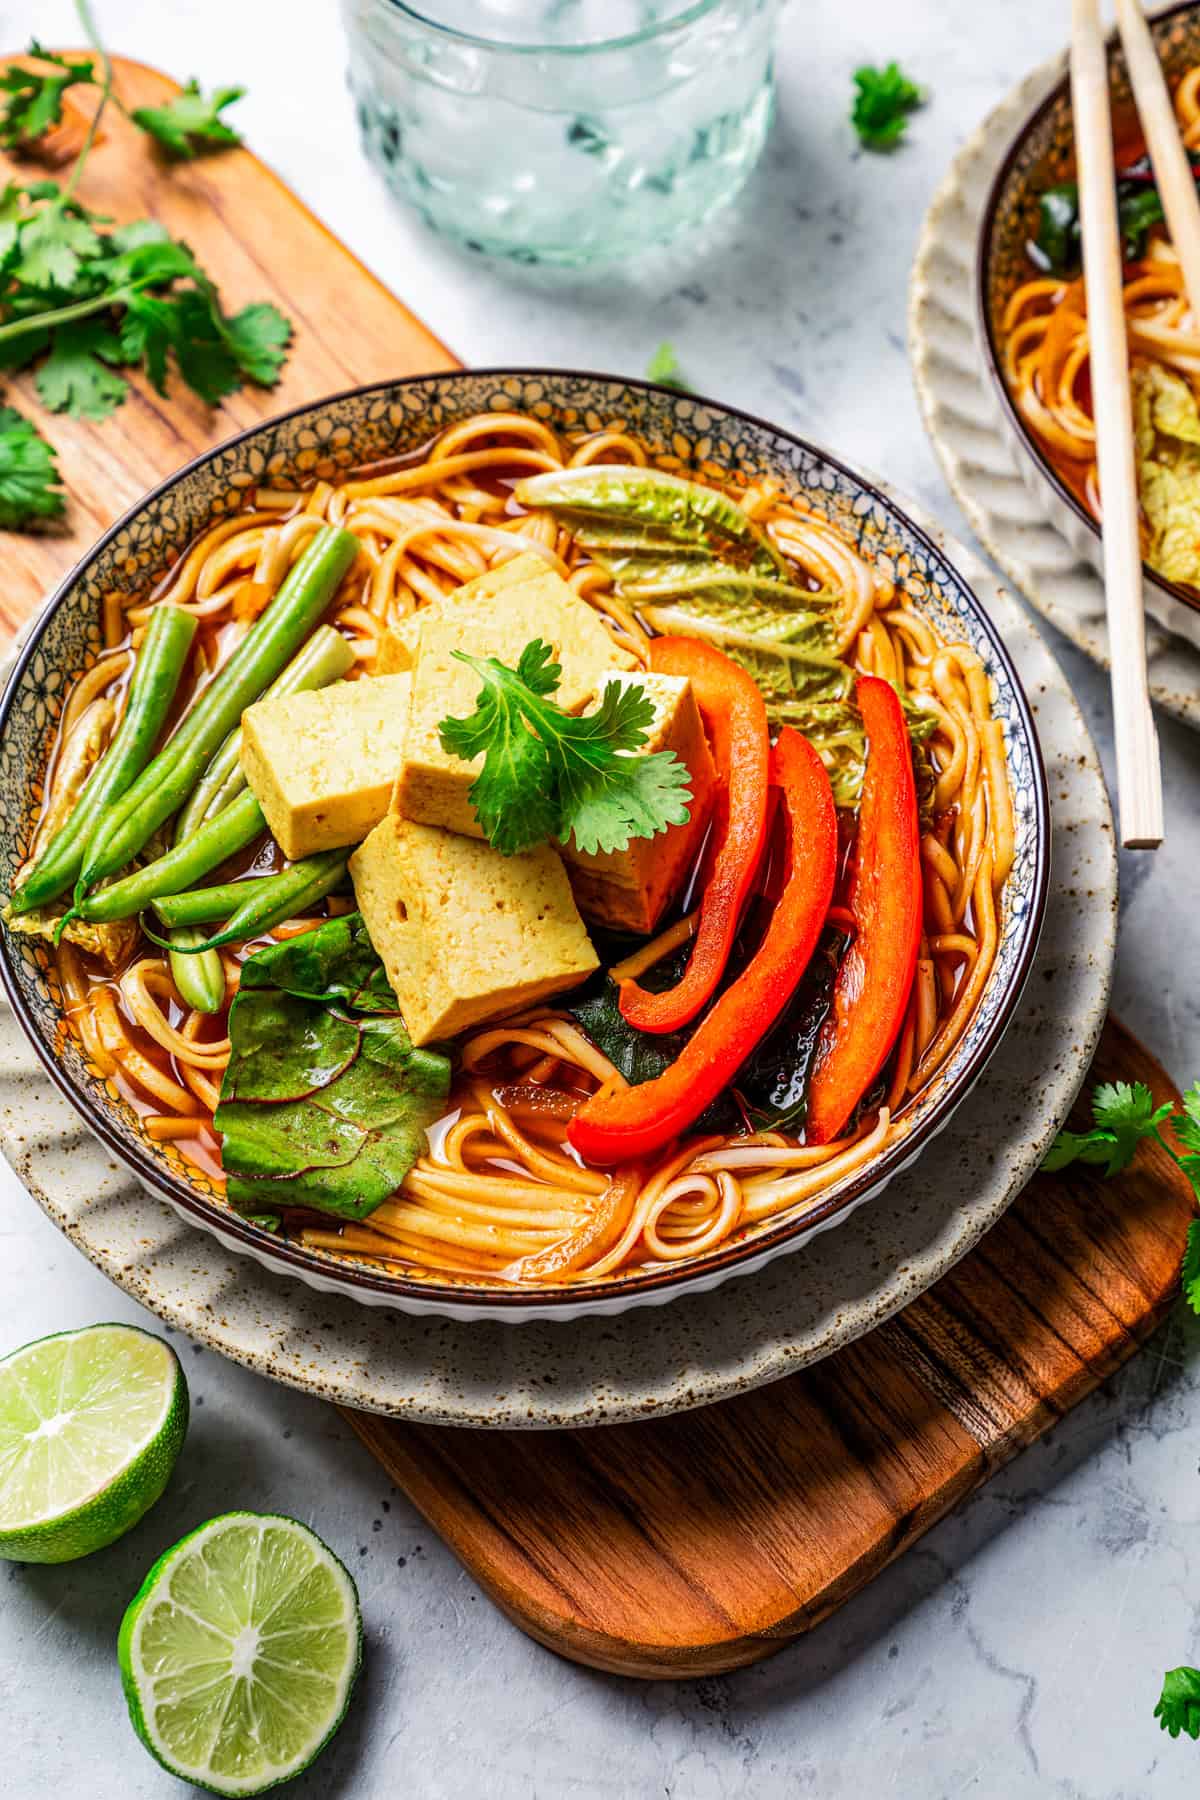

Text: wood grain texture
xmin=2 ymin=61 xmax=1186 ymax=1685
xmin=346 ymin=1017 xmax=1194 ymax=1678
xmin=0 ymin=53 xmax=455 ymax=640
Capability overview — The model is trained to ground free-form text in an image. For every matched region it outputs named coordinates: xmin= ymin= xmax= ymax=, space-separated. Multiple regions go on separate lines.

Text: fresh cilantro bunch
xmin=0 ymin=6 xmax=289 ymax=530
xmin=438 ymin=639 xmax=693 ymax=857
xmin=0 ymin=203 xmax=290 ymax=419
xmin=1157 ymin=1668 xmax=1200 ymax=1741
xmin=851 ymin=62 xmax=924 ymax=152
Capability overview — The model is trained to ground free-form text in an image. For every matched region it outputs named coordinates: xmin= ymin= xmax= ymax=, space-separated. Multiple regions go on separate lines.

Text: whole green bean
xmin=153 ymin=879 xmax=264 ymax=929
xmin=79 ymin=788 xmax=266 ymax=922
xmin=10 ymin=605 xmax=197 ymax=914
xmin=161 ymin=852 xmax=350 ymax=952
xmin=173 ymin=624 xmax=354 ymax=843
xmin=78 ymin=525 xmax=359 ymax=892
xmin=168 ymin=927 xmax=226 ymax=1014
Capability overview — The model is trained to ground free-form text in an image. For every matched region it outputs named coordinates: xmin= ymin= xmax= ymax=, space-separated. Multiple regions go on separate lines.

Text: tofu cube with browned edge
xmin=349 ymin=813 xmax=599 ymax=1045
xmin=393 ymin=555 xmax=636 ymax=838
xmin=374 ymin=552 xmax=555 ymax=674
xmin=561 ymin=670 xmax=717 ymax=935
xmin=240 ymin=674 xmax=411 ymax=860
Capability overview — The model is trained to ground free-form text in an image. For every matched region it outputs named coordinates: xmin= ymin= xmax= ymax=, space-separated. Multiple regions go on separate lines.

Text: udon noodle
xmin=32 ymin=410 xmax=1013 ymax=1288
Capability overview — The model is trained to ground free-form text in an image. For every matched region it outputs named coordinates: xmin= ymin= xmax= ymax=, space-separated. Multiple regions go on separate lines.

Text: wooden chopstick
xmin=1070 ymin=0 xmax=1164 ymax=848
xmin=1116 ymin=0 xmax=1200 ymax=319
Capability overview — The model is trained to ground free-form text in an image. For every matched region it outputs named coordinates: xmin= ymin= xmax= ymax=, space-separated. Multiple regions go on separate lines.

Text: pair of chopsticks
xmin=1069 ymin=0 xmax=1197 ymax=849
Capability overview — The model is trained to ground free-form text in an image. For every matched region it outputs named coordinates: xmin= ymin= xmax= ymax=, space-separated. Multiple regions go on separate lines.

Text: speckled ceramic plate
xmin=0 ymin=490 xmax=1115 ymax=1426
xmin=909 ymin=12 xmax=1200 ymax=730
xmin=0 ymin=373 xmax=1049 ymax=1323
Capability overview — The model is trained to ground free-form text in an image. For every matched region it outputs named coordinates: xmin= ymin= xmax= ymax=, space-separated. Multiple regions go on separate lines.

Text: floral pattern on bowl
xmin=0 ymin=370 xmax=1050 ymax=1321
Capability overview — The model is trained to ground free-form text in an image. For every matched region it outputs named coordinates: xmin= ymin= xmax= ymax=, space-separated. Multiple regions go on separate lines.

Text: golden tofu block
xmin=373 ymin=553 xmax=553 ymax=674
xmin=240 ymin=674 xmax=411 ymax=860
xmin=561 ymin=671 xmax=718 ymax=934
xmin=349 ymin=813 xmax=598 ymax=1045
xmin=394 ymin=555 xmax=636 ymax=838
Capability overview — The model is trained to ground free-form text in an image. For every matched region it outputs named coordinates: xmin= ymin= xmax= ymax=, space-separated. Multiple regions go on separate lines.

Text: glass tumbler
xmin=341 ymin=0 xmax=782 ymax=266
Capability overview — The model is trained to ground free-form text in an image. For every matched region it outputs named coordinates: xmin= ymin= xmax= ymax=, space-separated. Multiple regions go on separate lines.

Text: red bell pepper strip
xmin=804 ymin=675 xmax=922 ymax=1146
xmin=618 ymin=636 xmax=769 ymax=1035
xmin=570 ymin=727 xmax=837 ymax=1167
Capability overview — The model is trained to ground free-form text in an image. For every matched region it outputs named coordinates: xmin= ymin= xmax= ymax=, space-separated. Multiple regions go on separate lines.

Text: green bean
xmin=173 ymin=625 xmax=354 ymax=842
xmin=10 ymin=605 xmax=197 ymax=914
xmin=79 ymin=789 xmax=266 ymax=922
xmin=160 ymin=852 xmax=350 ymax=952
xmin=153 ymin=880 xmax=263 ymax=929
xmin=168 ymin=928 xmax=226 ymax=1014
xmin=78 ymin=525 xmax=359 ymax=892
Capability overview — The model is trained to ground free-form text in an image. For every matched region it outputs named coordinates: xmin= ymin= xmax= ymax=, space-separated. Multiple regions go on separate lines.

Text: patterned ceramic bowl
xmin=976 ymin=0 xmax=1200 ymax=649
xmin=0 ymin=371 xmax=1050 ymax=1322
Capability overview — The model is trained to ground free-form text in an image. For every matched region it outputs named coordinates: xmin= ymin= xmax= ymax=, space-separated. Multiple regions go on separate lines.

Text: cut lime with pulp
xmin=119 ymin=1512 xmax=363 ymax=1797
xmin=0 ymin=1321 xmax=187 ymax=1564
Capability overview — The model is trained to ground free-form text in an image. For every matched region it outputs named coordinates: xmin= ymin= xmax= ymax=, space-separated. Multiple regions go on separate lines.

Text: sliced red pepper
xmin=618 ymin=636 xmax=769 ymax=1035
xmin=570 ymin=727 xmax=837 ymax=1166
xmin=804 ymin=675 xmax=922 ymax=1146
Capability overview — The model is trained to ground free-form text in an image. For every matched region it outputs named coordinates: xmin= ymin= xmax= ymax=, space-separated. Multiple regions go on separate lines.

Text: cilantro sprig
xmin=0 ymin=4 xmax=289 ymax=529
xmin=1046 ymin=1077 xmax=1200 ymax=1747
xmin=0 ymin=43 xmax=96 ymax=149
xmin=0 ymin=39 xmax=244 ymax=162
xmin=437 ymin=639 xmax=693 ymax=858
xmin=645 ymin=342 xmax=691 ymax=393
xmin=132 ymin=81 xmax=246 ymax=160
xmin=1044 ymin=1079 xmax=1200 ymax=1313
xmin=0 ymin=403 xmax=63 ymax=525
xmin=1157 ymin=1667 xmax=1200 ymax=1741
xmin=851 ymin=62 xmax=924 ymax=153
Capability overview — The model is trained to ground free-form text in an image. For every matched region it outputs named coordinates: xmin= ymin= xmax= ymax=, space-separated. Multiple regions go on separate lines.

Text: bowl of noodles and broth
xmin=978 ymin=0 xmax=1200 ymax=648
xmin=0 ymin=371 xmax=1049 ymax=1322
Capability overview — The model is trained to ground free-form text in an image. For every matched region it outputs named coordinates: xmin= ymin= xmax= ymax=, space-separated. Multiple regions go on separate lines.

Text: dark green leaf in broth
xmin=214 ymin=913 xmax=451 ymax=1221
xmin=568 ymin=927 xmax=848 ymax=1135
xmin=1031 ymin=181 xmax=1081 ymax=275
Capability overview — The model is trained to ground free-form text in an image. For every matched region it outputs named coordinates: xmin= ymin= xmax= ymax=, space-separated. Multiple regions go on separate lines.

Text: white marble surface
xmin=4 ymin=1 xmax=1200 ymax=1794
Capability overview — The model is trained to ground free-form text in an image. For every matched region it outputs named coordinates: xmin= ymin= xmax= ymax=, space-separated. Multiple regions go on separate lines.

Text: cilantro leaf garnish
xmin=0 ymin=45 xmax=96 ymax=148
xmin=1156 ymin=1667 xmax=1200 ymax=1740
xmin=646 ymin=342 xmax=691 ymax=393
xmin=851 ymin=62 xmax=924 ymax=152
xmin=437 ymin=639 xmax=693 ymax=858
xmin=131 ymin=80 xmax=245 ymax=160
xmin=0 ymin=404 xmax=64 ymax=527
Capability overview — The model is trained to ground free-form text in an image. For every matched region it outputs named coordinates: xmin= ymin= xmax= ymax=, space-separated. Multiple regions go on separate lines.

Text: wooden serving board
xmin=6 ymin=55 xmax=1193 ymax=1683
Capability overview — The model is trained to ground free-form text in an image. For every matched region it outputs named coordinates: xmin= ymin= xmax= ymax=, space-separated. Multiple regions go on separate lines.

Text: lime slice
xmin=0 ymin=1321 xmax=188 ymax=1564
xmin=119 ymin=1512 xmax=363 ymax=1797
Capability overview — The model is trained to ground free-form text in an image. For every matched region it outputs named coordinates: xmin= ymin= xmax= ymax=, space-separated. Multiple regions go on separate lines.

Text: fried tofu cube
xmin=373 ymin=553 xmax=556 ymax=674
xmin=349 ymin=813 xmax=598 ymax=1045
xmin=561 ymin=671 xmax=717 ymax=934
xmin=240 ymin=674 xmax=411 ymax=860
xmin=393 ymin=556 xmax=635 ymax=838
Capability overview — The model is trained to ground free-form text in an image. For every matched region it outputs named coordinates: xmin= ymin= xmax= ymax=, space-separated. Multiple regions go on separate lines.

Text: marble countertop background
xmin=4 ymin=1 xmax=1200 ymax=1795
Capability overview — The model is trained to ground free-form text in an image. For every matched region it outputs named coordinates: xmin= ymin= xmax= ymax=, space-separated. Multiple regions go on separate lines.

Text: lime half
xmin=0 ymin=1321 xmax=188 ymax=1563
xmin=119 ymin=1512 xmax=363 ymax=1797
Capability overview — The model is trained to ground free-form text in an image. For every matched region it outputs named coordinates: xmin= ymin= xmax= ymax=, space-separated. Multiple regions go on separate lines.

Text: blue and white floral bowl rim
xmin=0 ymin=370 xmax=1051 ymax=1323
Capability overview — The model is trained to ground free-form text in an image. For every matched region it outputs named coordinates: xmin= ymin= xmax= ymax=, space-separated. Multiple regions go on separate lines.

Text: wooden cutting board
xmin=5 ymin=54 xmax=1192 ymax=1684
